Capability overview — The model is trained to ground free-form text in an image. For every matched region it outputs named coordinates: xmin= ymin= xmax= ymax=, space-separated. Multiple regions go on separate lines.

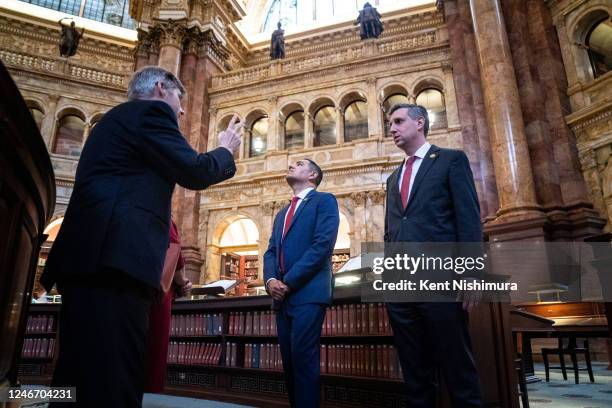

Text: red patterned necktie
xmin=283 ymin=196 xmax=299 ymax=238
xmin=280 ymin=196 xmax=299 ymax=273
xmin=400 ymin=156 xmax=417 ymax=208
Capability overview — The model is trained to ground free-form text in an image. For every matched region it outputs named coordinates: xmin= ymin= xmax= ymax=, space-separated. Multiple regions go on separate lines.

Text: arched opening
xmin=313 ymin=106 xmax=336 ymax=146
xmin=416 ymin=88 xmax=446 ymax=132
xmin=585 ymin=17 xmax=612 ymax=78
xmin=29 ymin=107 xmax=44 ymax=130
xmin=344 ymin=100 xmax=368 ymax=142
xmin=284 ymin=110 xmax=305 ymax=150
xmin=218 ymin=216 xmax=260 ymax=296
xmin=53 ymin=113 xmax=85 ymax=157
xmin=249 ymin=116 xmax=268 ymax=158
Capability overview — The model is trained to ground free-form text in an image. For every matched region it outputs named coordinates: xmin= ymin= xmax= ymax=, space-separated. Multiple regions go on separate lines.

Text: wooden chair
xmin=541 ymin=337 xmax=595 ymax=384
xmin=515 ymin=354 xmax=529 ymax=408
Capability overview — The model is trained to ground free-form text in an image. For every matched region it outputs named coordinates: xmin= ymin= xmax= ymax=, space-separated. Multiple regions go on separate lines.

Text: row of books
xmin=320 ymin=344 xmax=402 ymax=379
xmin=170 ymin=313 xmax=223 ymax=337
xmin=21 ymin=338 xmax=55 ymax=359
xmin=241 ymin=343 xmax=283 ymax=371
xmin=172 ymin=305 xmax=392 ymax=337
xmin=25 ymin=314 xmax=55 ymax=334
xmin=228 ymin=311 xmax=277 ymax=336
xmin=323 ymin=303 xmax=392 ymax=336
xmin=217 ymin=342 xmax=402 ymax=380
xmin=167 ymin=342 xmax=222 ymax=366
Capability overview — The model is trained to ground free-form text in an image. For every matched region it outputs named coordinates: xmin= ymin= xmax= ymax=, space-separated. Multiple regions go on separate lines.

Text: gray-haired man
xmin=42 ymin=66 xmax=242 ymax=407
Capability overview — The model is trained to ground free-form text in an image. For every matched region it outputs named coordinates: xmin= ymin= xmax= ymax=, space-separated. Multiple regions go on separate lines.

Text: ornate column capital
xmin=154 ymin=19 xmax=189 ymax=49
xmin=367 ymin=190 xmax=386 ymax=205
xmin=350 ymin=191 xmax=367 ymax=206
xmin=134 ymin=27 xmax=160 ymax=56
xmin=183 ymin=26 xmax=201 ymax=55
xmin=262 ymin=201 xmax=276 ymax=215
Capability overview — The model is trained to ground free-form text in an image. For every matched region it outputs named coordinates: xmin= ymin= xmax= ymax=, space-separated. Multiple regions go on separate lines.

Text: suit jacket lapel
xmin=406 ymin=145 xmax=440 ymax=211
xmin=284 ymin=189 xmax=316 ymax=238
xmin=388 ymin=162 xmax=404 ymax=215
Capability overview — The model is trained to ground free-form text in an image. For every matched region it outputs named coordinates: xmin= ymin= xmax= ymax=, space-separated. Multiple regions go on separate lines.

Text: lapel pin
xmin=429 ymin=153 xmax=437 ymax=159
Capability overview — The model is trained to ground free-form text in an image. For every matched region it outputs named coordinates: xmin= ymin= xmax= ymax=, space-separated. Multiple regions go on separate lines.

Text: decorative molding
xmin=0 ymin=16 xmax=134 ymax=62
xmin=211 ymin=33 xmax=443 ymax=90
xmin=568 ymin=104 xmax=612 ymax=132
xmin=1 ymin=49 xmax=129 ymax=89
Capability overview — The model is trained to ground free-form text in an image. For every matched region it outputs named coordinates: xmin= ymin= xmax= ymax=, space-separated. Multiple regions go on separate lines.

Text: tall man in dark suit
xmin=264 ymin=159 xmax=339 ymax=408
xmin=384 ymin=104 xmax=482 ymax=407
xmin=40 ymin=66 xmax=242 ymax=407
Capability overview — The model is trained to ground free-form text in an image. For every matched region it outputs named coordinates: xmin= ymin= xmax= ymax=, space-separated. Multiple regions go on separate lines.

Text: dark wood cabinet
xmin=0 ymin=61 xmax=55 ymax=395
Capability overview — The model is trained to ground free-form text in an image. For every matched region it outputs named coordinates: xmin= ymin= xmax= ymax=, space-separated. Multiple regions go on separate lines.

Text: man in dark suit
xmin=384 ymin=104 xmax=482 ymax=407
xmin=40 ymin=66 xmax=242 ymax=407
xmin=264 ymin=159 xmax=339 ymax=408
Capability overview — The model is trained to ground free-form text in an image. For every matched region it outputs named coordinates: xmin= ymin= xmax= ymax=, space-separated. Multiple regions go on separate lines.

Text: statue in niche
xmin=58 ymin=18 xmax=85 ymax=57
xmin=270 ymin=22 xmax=285 ymax=60
xmin=356 ymin=2 xmax=383 ymax=40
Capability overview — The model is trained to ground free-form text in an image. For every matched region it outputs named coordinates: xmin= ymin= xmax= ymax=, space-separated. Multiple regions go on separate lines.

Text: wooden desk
xmin=511 ymin=310 xmax=609 ymax=382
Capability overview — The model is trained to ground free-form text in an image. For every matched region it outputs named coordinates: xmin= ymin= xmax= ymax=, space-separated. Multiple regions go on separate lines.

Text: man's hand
xmin=218 ymin=114 xmax=243 ymax=155
xmin=267 ymin=279 xmax=290 ymax=302
xmin=456 ymin=278 xmax=481 ymax=312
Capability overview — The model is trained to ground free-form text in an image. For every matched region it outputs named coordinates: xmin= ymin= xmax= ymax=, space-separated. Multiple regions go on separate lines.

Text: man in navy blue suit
xmin=384 ymin=104 xmax=482 ymax=407
xmin=264 ymin=159 xmax=339 ymax=408
xmin=40 ymin=66 xmax=242 ymax=407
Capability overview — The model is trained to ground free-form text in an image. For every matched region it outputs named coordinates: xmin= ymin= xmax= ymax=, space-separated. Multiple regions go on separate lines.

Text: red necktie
xmin=280 ymin=196 xmax=299 ymax=273
xmin=400 ymin=156 xmax=417 ymax=208
xmin=283 ymin=196 xmax=299 ymax=238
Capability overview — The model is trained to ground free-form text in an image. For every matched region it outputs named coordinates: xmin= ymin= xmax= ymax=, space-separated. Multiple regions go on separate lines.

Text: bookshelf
xmin=17 ymin=287 xmax=519 ymax=407
xmin=221 ymin=253 xmax=263 ymax=296
xmin=17 ymin=304 xmax=60 ymax=384
xmin=164 ymin=285 xmax=407 ymax=407
xmin=220 ymin=253 xmax=241 ymax=296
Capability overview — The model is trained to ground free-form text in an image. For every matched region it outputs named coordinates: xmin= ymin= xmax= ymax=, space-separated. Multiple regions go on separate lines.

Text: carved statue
xmin=355 ymin=2 xmax=383 ymax=40
xmin=270 ymin=22 xmax=285 ymax=60
xmin=58 ymin=18 xmax=84 ymax=57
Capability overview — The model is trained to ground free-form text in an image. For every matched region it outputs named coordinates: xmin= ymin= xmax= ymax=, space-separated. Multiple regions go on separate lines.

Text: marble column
xmin=500 ymin=0 xmax=563 ymax=210
xmin=366 ymin=77 xmax=381 ymax=138
xmin=366 ymin=190 xmax=385 ymax=242
xmin=304 ymin=113 xmax=314 ymax=148
xmin=40 ymin=95 xmax=59 ymax=148
xmin=157 ymin=21 xmax=186 ymax=75
xmin=207 ymin=107 xmax=218 ymax=152
xmin=335 ymin=107 xmax=344 ymax=144
xmin=81 ymin=123 xmax=91 ymax=145
xmin=194 ymin=209 xmax=210 ymax=284
xmin=172 ymin=34 xmax=198 ymax=265
xmin=469 ymin=0 xmax=541 ymax=220
xmin=176 ymin=29 xmax=227 ymax=282
xmin=268 ymin=96 xmax=280 ymax=151
xmin=444 ymin=0 xmax=498 ymax=219
xmin=350 ymin=191 xmax=367 ymax=250
xmin=521 ymin=0 xmax=592 ymax=209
